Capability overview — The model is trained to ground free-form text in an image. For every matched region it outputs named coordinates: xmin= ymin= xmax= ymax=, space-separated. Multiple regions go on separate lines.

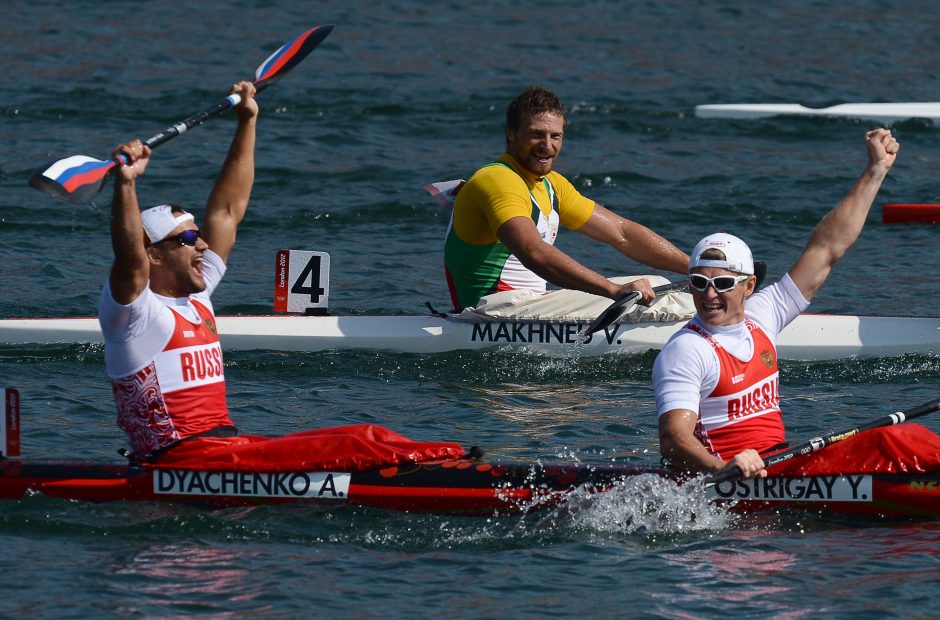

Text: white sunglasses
xmin=688 ymin=273 xmax=750 ymax=293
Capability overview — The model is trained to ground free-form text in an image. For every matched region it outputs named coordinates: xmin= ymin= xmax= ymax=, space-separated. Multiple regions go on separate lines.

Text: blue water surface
xmin=1 ymin=1 xmax=939 ymax=617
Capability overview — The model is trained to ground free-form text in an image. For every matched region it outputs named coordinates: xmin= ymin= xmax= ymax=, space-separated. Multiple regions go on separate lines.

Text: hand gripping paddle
xmin=583 ymin=280 xmax=688 ymax=336
xmin=704 ymin=395 xmax=940 ymax=485
xmin=584 ymin=262 xmax=769 ymax=337
xmin=29 ymin=25 xmax=334 ymax=204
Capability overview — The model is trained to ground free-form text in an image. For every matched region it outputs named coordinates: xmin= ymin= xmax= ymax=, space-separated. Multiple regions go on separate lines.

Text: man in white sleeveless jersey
xmin=98 ymin=81 xmax=257 ymax=460
xmin=653 ymin=128 xmax=899 ymax=480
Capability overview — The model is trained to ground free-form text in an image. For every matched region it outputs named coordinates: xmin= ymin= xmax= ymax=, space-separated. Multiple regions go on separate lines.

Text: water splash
xmin=527 ymin=474 xmax=736 ymax=537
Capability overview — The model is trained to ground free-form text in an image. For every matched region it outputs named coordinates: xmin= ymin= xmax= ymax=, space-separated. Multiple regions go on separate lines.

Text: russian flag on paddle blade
xmin=42 ymin=155 xmax=113 ymax=191
xmin=255 ymin=28 xmax=314 ymax=83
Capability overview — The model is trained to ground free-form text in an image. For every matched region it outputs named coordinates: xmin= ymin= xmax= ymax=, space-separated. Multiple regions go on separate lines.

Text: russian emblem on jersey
xmin=205 ymin=318 xmax=218 ymax=336
xmin=761 ymin=350 xmax=775 ymax=368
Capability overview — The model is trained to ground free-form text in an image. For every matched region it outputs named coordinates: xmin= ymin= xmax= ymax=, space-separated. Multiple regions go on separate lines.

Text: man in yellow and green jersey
xmin=444 ymin=85 xmax=689 ymax=311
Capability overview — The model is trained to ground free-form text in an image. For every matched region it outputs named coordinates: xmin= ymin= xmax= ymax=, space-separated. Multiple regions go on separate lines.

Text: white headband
xmin=141 ymin=204 xmax=194 ymax=244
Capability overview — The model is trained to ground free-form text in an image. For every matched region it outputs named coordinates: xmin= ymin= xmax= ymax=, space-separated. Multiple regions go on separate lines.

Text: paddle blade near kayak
xmin=584 ymin=291 xmax=641 ymax=336
xmin=28 ymin=155 xmax=118 ymax=204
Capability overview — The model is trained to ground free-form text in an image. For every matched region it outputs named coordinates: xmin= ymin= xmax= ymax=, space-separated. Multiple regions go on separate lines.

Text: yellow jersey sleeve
xmin=451 ymin=157 xmax=596 ymax=244
xmin=546 ymin=171 xmax=595 ymax=231
xmin=451 ymin=164 xmax=533 ymax=244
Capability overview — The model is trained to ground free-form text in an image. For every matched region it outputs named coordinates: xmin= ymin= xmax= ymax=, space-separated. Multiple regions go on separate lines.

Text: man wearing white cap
xmin=97 ymin=80 xmax=257 ymax=460
xmin=653 ymin=128 xmax=900 ymax=480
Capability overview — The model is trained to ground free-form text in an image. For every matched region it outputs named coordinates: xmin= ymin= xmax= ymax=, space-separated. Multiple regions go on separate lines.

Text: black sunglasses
xmin=689 ymin=273 xmax=749 ymax=293
xmin=152 ymin=229 xmax=201 ymax=247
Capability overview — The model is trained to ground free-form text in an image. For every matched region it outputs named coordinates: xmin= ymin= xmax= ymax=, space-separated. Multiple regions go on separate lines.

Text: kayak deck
xmin=0 ymin=457 xmax=659 ymax=514
xmin=0 ymin=313 xmax=937 ymax=360
xmin=3 ymin=456 xmax=940 ymax=519
xmin=3 ymin=391 xmax=940 ymax=519
xmin=694 ymin=102 xmax=940 ymax=123
xmin=883 ymin=203 xmax=940 ymax=224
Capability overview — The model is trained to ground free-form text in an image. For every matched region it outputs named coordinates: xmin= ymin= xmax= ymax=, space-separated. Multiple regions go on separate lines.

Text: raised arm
xmin=108 ymin=140 xmax=153 ymax=304
xmin=787 ymin=128 xmax=899 ymax=301
xmin=202 ymin=80 xmax=259 ymax=263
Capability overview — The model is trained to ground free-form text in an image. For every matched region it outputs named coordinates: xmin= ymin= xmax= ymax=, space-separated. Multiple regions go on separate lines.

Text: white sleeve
xmin=98 ymin=249 xmax=226 ymax=342
xmin=744 ymin=273 xmax=809 ymax=339
xmin=98 ymin=284 xmax=175 ymax=378
xmin=97 ymin=250 xmax=226 ymax=378
xmin=653 ymin=331 xmax=719 ymax=416
xmin=201 ymin=249 xmax=227 ymax=298
xmin=98 ymin=282 xmax=170 ymax=344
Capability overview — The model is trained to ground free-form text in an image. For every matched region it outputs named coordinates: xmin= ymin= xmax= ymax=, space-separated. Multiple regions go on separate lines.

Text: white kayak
xmin=0 ymin=312 xmax=937 ymax=360
xmin=6 ymin=254 xmax=936 ymax=360
xmin=694 ymin=102 xmax=940 ymax=123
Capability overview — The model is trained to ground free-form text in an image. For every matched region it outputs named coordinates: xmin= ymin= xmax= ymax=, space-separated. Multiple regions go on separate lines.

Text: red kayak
xmin=4 ymin=388 xmax=940 ymax=518
xmin=6 ymin=451 xmax=940 ymax=518
xmin=883 ymin=203 xmax=940 ymax=224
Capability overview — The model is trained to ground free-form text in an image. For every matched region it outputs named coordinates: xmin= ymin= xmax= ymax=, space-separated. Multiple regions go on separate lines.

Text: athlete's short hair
xmin=505 ymin=85 xmax=567 ymax=140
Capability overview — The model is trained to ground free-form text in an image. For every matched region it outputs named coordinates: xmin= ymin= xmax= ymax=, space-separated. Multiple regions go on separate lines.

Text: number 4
xmin=291 ymin=255 xmax=325 ymax=303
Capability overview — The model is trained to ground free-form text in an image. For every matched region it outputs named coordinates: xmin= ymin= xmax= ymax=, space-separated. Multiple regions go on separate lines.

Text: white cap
xmin=141 ymin=204 xmax=194 ymax=244
xmin=689 ymin=233 xmax=754 ymax=275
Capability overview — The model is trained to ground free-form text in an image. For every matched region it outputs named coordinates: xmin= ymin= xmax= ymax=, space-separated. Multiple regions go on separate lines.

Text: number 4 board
xmin=273 ymin=249 xmax=331 ymax=314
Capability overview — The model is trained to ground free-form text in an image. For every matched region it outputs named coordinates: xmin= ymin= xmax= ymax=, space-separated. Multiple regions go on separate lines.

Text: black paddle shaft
xmin=141 ymin=24 xmax=335 ymax=153
xmin=144 ymin=98 xmax=242 ymax=151
xmin=28 ymin=25 xmax=334 ymax=205
xmin=584 ymin=280 xmax=690 ymax=336
xmin=705 ymin=396 xmax=940 ymax=485
xmin=141 ymin=23 xmax=336 ymax=152
xmin=585 ymin=261 xmax=768 ymax=338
